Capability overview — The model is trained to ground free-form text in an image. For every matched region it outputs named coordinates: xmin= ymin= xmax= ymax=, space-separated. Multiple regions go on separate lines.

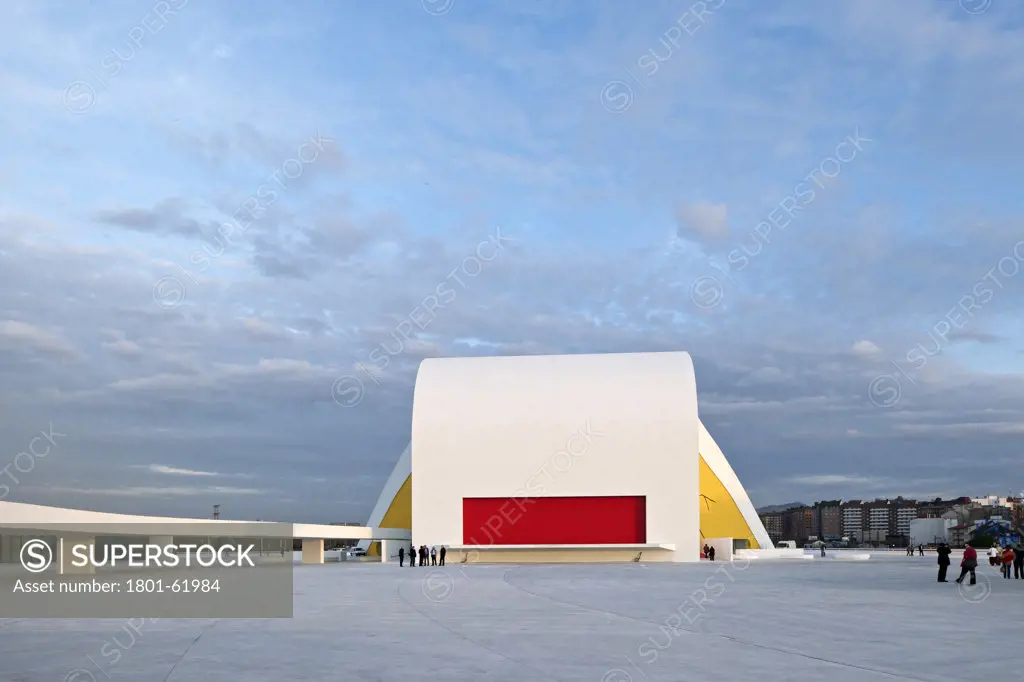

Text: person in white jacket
xmin=989 ymin=545 xmax=1001 ymax=567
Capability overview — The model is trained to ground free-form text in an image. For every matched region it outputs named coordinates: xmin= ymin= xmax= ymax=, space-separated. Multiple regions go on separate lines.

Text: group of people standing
xmin=986 ymin=544 xmax=1022 ymax=579
xmin=701 ymin=544 xmax=716 ymax=561
xmin=934 ymin=542 xmax=1024 ymax=583
xmin=397 ymin=544 xmax=445 ymax=567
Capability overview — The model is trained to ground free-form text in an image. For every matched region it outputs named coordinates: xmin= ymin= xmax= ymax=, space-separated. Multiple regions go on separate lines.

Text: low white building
xmin=908 ymin=518 xmax=955 ymax=546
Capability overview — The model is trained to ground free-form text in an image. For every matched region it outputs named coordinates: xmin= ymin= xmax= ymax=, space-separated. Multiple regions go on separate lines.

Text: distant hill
xmin=756 ymin=502 xmax=808 ymax=514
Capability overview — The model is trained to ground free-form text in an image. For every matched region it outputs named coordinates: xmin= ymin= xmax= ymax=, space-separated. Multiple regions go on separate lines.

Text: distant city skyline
xmin=758 ymin=492 xmax=1024 ymax=545
xmin=757 ymin=490 xmax=1024 ymax=513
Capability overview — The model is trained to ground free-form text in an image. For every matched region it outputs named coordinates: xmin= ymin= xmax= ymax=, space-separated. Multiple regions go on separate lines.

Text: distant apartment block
xmin=815 ymin=500 xmax=842 ymax=539
xmin=841 ymin=500 xmax=864 ymax=537
xmin=891 ymin=498 xmax=918 ymax=537
xmin=865 ymin=500 xmax=890 ymax=536
xmin=794 ymin=506 xmax=818 ymax=540
xmin=760 ymin=512 xmax=784 ymax=542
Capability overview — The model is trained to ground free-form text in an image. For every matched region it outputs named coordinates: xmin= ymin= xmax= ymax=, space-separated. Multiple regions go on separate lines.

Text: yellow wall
xmin=699 ymin=455 xmax=760 ymax=549
xmin=367 ymin=475 xmax=412 ymax=556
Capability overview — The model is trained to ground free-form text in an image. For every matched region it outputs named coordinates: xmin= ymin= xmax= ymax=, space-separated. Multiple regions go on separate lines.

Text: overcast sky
xmin=0 ymin=0 xmax=1022 ymax=523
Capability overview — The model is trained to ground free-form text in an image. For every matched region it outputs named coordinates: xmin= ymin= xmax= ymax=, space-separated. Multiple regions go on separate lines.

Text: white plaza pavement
xmin=1 ymin=552 xmax=1020 ymax=681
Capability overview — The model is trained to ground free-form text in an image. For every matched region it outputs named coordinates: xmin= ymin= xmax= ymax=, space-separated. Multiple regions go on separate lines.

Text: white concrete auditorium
xmin=362 ymin=351 xmax=771 ymax=563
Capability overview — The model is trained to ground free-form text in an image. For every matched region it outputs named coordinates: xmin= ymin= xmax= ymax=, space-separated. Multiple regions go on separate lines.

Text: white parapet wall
xmin=704 ymin=537 xmax=733 ymax=561
xmin=735 ymin=548 xmax=874 ymax=561
xmin=736 ymin=548 xmax=811 ymax=560
xmin=0 ymin=500 xmax=410 ymax=570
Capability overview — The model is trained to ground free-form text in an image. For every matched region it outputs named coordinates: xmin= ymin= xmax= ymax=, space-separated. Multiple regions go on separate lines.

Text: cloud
xmin=48 ymin=486 xmax=264 ymax=498
xmin=947 ymin=330 xmax=1003 ymax=344
xmin=240 ymin=317 xmax=289 ymax=342
xmin=675 ymin=201 xmax=730 ymax=242
xmin=93 ymin=198 xmax=205 ymax=238
xmin=132 ymin=464 xmax=253 ymax=478
xmin=894 ymin=422 xmax=1024 ymax=437
xmin=851 ymin=340 xmax=882 ymax=357
xmin=102 ymin=338 xmax=143 ymax=358
xmin=788 ymin=475 xmax=882 ymax=486
xmin=0 ymin=320 xmax=78 ymax=357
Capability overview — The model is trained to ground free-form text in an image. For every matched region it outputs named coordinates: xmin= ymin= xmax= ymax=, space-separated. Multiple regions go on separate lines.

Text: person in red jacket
xmin=1001 ymin=546 xmax=1015 ymax=579
xmin=956 ymin=544 xmax=978 ymax=585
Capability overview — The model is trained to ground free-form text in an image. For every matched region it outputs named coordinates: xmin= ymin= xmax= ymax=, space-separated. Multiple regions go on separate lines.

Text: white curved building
xmin=364 ymin=351 xmax=771 ymax=563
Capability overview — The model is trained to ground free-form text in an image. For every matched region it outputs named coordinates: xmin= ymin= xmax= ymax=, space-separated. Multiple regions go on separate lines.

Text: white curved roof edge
xmin=699 ymin=420 xmax=774 ymax=549
xmin=0 ymin=501 xmax=410 ymax=541
xmin=357 ymin=443 xmax=411 ymax=550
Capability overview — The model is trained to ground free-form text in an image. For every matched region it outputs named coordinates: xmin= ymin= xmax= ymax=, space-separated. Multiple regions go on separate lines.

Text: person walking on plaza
xmin=409 ymin=544 xmax=416 ymax=566
xmin=988 ymin=545 xmax=1000 ymax=567
xmin=1001 ymin=545 xmax=1015 ymax=579
xmin=439 ymin=546 xmax=446 ymax=566
xmin=820 ymin=544 xmax=826 ymax=557
xmin=956 ymin=544 xmax=978 ymax=585
xmin=1015 ymin=544 xmax=1024 ymax=579
xmin=420 ymin=545 xmax=427 ymax=567
xmin=703 ymin=544 xmax=710 ymax=559
xmin=430 ymin=546 xmax=438 ymax=566
xmin=936 ymin=543 xmax=951 ymax=582
xmin=398 ymin=546 xmax=405 ymax=567
xmin=918 ymin=545 xmax=924 ymax=556
xmin=707 ymin=545 xmax=716 ymax=561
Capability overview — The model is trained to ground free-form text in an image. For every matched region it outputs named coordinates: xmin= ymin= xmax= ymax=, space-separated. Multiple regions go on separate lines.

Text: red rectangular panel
xmin=462 ymin=496 xmax=646 ymax=545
